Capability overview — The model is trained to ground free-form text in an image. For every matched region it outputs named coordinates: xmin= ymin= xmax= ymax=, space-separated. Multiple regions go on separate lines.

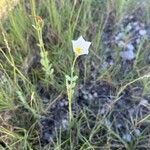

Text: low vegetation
xmin=0 ymin=0 xmax=150 ymax=149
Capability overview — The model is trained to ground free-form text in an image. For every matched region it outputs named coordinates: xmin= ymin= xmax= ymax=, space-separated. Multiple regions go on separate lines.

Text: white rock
xmin=43 ymin=133 xmax=53 ymax=142
xmin=62 ymin=119 xmax=68 ymax=129
xmin=83 ymin=95 xmax=88 ymax=100
xmin=135 ymin=25 xmax=141 ymax=31
xmin=136 ymin=38 xmax=141 ymax=44
xmin=129 ymin=15 xmax=134 ymax=19
xmin=135 ymin=129 xmax=141 ymax=136
xmin=88 ymin=93 xmax=93 ymax=100
xmin=139 ymin=30 xmax=147 ymax=36
xmin=43 ymin=98 xmax=49 ymax=103
xmin=93 ymin=92 xmax=98 ymax=98
xmin=126 ymin=24 xmax=132 ymax=31
xmin=109 ymin=60 xmax=114 ymax=66
xmin=115 ymin=36 xmax=120 ymax=41
xmin=123 ymin=133 xmax=132 ymax=142
xmin=105 ymin=119 xmax=111 ymax=128
xmin=99 ymin=108 xmax=105 ymax=114
xmin=116 ymin=123 xmax=122 ymax=128
xmin=64 ymin=101 xmax=68 ymax=106
xmin=140 ymin=23 xmax=145 ymax=28
xmin=120 ymin=50 xmax=135 ymax=60
xmin=139 ymin=99 xmax=148 ymax=106
xmin=59 ymin=102 xmax=65 ymax=107
xmin=127 ymin=43 xmax=134 ymax=51
xmin=133 ymin=22 xmax=139 ymax=26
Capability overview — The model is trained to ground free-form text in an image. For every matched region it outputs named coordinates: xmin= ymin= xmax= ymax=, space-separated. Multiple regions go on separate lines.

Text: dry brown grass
xmin=0 ymin=0 xmax=19 ymax=20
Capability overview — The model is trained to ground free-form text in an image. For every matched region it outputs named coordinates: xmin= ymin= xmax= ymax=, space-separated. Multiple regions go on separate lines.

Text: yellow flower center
xmin=75 ymin=47 xmax=83 ymax=55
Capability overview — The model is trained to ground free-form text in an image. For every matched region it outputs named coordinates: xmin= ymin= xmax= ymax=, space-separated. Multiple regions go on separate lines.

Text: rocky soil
xmin=39 ymin=9 xmax=150 ymax=148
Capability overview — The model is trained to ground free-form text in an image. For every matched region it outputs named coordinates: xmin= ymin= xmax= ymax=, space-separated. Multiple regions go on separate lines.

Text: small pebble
xmin=139 ymin=99 xmax=148 ymax=106
xmin=135 ymin=129 xmax=141 ymax=136
xmin=140 ymin=23 xmax=145 ymax=28
xmin=147 ymin=54 xmax=150 ymax=63
xmin=129 ymin=15 xmax=134 ymax=20
xmin=51 ymin=104 xmax=56 ymax=109
xmin=116 ymin=123 xmax=122 ymax=129
xmin=135 ymin=25 xmax=141 ymax=31
xmin=115 ymin=36 xmax=120 ymax=41
xmin=0 ymin=71 xmax=5 ymax=79
xmin=43 ymin=98 xmax=49 ymax=103
xmin=93 ymin=92 xmax=98 ymax=98
xmin=62 ymin=119 xmax=68 ymax=129
xmin=59 ymin=102 xmax=65 ymax=107
xmin=82 ymin=90 xmax=89 ymax=95
xmin=99 ymin=108 xmax=105 ymax=115
xmin=109 ymin=60 xmax=114 ymax=66
xmin=128 ymin=108 xmax=135 ymax=115
xmin=127 ymin=43 xmax=134 ymax=51
xmin=118 ymin=32 xmax=125 ymax=39
xmin=123 ymin=133 xmax=132 ymax=142
xmin=133 ymin=22 xmax=139 ymax=26
xmin=64 ymin=101 xmax=68 ymax=106
xmin=136 ymin=38 xmax=141 ymax=44
xmin=126 ymin=24 xmax=132 ymax=32
xmin=43 ymin=132 xmax=53 ymax=142
xmin=139 ymin=30 xmax=147 ymax=36
xmin=125 ymin=15 xmax=128 ymax=19
xmin=88 ymin=93 xmax=93 ymax=100
xmin=120 ymin=50 xmax=135 ymax=60
xmin=105 ymin=119 xmax=111 ymax=128
xmin=83 ymin=95 xmax=88 ymax=100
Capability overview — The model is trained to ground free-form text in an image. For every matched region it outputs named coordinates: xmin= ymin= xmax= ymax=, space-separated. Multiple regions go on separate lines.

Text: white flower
xmin=72 ymin=36 xmax=91 ymax=56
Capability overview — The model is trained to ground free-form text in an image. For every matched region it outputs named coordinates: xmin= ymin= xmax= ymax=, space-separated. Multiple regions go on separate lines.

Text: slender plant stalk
xmin=67 ymin=56 xmax=78 ymax=122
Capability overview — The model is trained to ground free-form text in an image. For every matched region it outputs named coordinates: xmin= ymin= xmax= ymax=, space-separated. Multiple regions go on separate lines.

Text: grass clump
xmin=0 ymin=0 xmax=150 ymax=149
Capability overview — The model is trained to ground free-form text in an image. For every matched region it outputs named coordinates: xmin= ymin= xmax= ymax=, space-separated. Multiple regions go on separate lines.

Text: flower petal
xmin=72 ymin=36 xmax=91 ymax=56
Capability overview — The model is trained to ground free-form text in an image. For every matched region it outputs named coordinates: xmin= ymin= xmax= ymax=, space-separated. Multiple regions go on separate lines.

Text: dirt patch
xmin=38 ymin=9 xmax=150 ymax=148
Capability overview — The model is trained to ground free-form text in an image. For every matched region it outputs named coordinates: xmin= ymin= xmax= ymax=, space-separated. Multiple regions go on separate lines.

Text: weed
xmin=0 ymin=0 xmax=150 ymax=149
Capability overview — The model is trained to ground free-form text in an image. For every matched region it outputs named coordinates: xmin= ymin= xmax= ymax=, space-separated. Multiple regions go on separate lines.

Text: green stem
xmin=31 ymin=0 xmax=45 ymax=52
xmin=68 ymin=55 xmax=78 ymax=122
xmin=71 ymin=55 xmax=78 ymax=78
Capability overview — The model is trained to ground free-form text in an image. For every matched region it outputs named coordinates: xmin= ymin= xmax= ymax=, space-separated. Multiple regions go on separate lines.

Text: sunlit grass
xmin=0 ymin=0 xmax=19 ymax=20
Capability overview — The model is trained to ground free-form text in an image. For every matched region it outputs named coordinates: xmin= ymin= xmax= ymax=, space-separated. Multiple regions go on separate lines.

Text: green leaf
xmin=65 ymin=75 xmax=71 ymax=81
xmin=72 ymin=75 xmax=78 ymax=81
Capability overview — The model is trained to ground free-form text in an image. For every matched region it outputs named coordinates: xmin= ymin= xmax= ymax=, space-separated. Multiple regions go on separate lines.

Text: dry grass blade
xmin=0 ymin=0 xmax=19 ymax=20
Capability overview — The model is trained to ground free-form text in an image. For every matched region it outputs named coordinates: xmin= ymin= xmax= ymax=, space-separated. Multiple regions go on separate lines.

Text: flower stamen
xmin=75 ymin=47 xmax=83 ymax=55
